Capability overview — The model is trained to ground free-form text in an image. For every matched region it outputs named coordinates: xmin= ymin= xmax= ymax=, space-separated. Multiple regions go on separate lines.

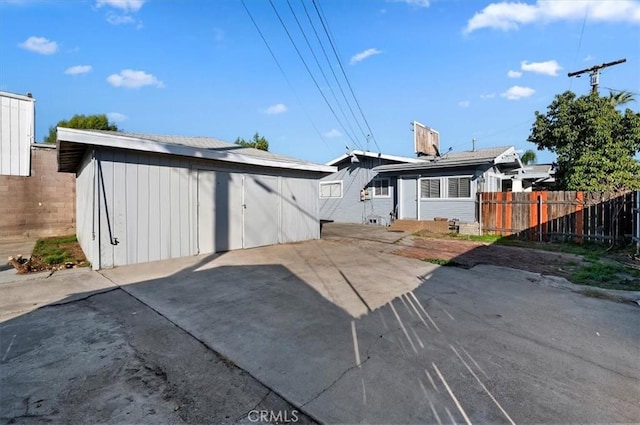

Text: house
xmin=1 ymin=91 xmax=35 ymax=176
xmin=56 ymin=128 xmax=335 ymax=269
xmin=319 ymin=150 xmax=424 ymax=225
xmin=373 ymin=146 xmax=525 ymax=222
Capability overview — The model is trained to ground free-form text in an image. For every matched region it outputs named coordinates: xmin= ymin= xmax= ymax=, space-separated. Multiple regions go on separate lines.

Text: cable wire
xmin=268 ymin=0 xmax=363 ymax=150
xmin=240 ymin=0 xmax=330 ymax=148
xmin=313 ymin=0 xmax=381 ymax=153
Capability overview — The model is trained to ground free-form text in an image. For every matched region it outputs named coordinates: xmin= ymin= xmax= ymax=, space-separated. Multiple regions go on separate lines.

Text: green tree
xmin=44 ymin=114 xmax=119 ymax=144
xmin=528 ymin=91 xmax=640 ymax=193
xmin=234 ymin=132 xmax=269 ymax=151
xmin=607 ymin=90 xmax=635 ymax=107
xmin=521 ymin=149 xmax=537 ymax=165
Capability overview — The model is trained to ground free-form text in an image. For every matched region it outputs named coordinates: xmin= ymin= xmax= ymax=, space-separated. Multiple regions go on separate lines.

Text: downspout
xmin=91 ymin=149 xmax=96 ymax=241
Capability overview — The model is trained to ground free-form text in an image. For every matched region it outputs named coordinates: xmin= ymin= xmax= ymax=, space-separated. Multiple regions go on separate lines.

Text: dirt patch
xmin=392 ymin=236 xmax=586 ymax=282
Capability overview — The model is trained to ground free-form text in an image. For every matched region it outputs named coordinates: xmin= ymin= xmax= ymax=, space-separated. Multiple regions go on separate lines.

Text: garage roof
xmin=57 ymin=128 xmax=336 ymax=173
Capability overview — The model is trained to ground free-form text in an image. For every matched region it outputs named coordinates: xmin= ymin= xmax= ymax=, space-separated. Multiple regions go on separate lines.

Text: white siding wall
xmin=94 ymin=150 xmax=193 ymax=269
xmin=75 ymin=151 xmax=95 ymax=266
xmin=85 ymin=149 xmax=322 ymax=268
xmin=0 ymin=93 xmax=35 ymax=176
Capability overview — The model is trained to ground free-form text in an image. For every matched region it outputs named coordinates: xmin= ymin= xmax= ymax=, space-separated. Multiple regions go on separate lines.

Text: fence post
xmin=538 ymin=194 xmax=543 ymax=242
xmin=478 ymin=192 xmax=483 ymax=236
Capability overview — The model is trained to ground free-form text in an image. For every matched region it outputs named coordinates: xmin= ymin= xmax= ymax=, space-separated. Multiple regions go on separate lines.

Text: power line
xmin=298 ymin=0 xmax=371 ymax=146
xmin=240 ymin=0 xmax=331 ymax=148
xmin=267 ymin=0 xmax=363 ymax=150
xmin=284 ymin=0 xmax=361 ymax=145
xmin=312 ymin=0 xmax=381 ymax=153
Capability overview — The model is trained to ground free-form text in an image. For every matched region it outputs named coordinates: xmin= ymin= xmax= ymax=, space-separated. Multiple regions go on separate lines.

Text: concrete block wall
xmin=0 ymin=145 xmax=75 ymax=239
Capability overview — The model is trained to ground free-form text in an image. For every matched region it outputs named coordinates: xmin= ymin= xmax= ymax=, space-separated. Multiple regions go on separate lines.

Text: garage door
xmin=197 ymin=171 xmax=279 ymax=253
xmin=197 ymin=170 xmax=243 ymax=254
xmin=243 ymin=175 xmax=279 ymax=249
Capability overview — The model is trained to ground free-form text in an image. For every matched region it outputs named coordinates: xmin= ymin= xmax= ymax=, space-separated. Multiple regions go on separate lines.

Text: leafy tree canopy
xmin=44 ymin=114 xmax=119 ymax=144
xmin=234 ymin=132 xmax=269 ymax=151
xmin=520 ymin=149 xmax=537 ymax=165
xmin=528 ymin=91 xmax=640 ymax=193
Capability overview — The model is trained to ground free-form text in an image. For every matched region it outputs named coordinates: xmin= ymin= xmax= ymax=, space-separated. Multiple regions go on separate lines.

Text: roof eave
xmin=57 ymin=128 xmax=336 ymax=174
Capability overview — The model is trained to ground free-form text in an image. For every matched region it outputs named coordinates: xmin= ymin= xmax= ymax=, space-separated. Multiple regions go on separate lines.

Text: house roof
xmin=326 ymin=150 xmax=425 ymax=166
xmin=373 ymin=146 xmax=518 ymax=173
xmin=504 ymin=163 xmax=556 ymax=181
xmin=0 ymin=91 xmax=35 ymax=102
xmin=57 ymin=128 xmax=336 ymax=174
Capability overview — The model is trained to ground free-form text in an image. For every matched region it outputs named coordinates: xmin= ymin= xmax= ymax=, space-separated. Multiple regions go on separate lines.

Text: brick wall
xmin=0 ymin=145 xmax=76 ymax=239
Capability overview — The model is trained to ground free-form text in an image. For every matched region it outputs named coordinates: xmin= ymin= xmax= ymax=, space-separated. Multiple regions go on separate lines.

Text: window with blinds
xmin=420 ymin=178 xmax=441 ymax=198
xmin=447 ymin=177 xmax=471 ymax=198
xmin=373 ymin=178 xmax=390 ymax=197
xmin=319 ymin=181 xmax=343 ymax=198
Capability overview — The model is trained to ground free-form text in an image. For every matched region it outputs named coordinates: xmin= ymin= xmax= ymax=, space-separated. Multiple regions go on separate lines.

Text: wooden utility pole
xmin=567 ymin=58 xmax=626 ymax=94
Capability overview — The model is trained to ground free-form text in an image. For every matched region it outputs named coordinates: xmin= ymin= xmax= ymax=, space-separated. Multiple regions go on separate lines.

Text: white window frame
xmin=372 ymin=178 xmax=390 ymax=198
xmin=419 ymin=178 xmax=442 ymax=199
xmin=447 ymin=176 xmax=473 ymax=199
xmin=319 ymin=180 xmax=343 ymax=199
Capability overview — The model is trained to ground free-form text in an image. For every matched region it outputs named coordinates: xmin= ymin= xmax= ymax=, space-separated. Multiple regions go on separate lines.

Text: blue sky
xmin=1 ymin=0 xmax=639 ymax=165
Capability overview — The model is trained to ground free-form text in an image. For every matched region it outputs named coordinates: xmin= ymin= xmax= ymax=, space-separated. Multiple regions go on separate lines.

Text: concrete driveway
xmin=2 ymin=223 xmax=639 ymax=424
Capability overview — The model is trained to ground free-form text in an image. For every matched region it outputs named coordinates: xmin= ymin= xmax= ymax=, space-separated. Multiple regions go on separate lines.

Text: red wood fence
xmin=478 ymin=191 xmax=638 ymax=244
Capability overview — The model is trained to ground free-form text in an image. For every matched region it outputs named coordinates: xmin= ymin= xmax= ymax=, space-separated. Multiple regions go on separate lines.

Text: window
xmin=373 ymin=178 xmax=390 ymax=197
xmin=447 ymin=177 xmax=471 ymax=198
xmin=420 ymin=178 xmax=441 ymax=198
xmin=319 ymin=181 xmax=343 ymax=198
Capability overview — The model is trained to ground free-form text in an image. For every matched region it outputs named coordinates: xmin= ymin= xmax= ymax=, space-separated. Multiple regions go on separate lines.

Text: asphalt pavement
xmin=1 ymin=225 xmax=639 ymax=424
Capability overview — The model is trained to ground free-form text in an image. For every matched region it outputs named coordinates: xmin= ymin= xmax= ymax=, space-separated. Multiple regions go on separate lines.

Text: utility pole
xmin=567 ymin=58 xmax=626 ymax=94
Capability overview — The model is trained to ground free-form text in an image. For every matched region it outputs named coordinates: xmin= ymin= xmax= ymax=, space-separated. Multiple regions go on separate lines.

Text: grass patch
xmin=423 ymin=258 xmax=461 ymax=267
xmin=30 ymin=235 xmax=88 ymax=270
xmin=571 ymin=261 xmax=640 ymax=291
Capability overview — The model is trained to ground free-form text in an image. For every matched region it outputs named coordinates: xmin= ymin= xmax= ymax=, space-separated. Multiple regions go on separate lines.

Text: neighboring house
xmin=501 ymin=163 xmax=556 ymax=192
xmin=57 ymin=128 xmax=335 ymax=269
xmin=319 ymin=150 xmax=424 ymax=225
xmin=374 ymin=146 xmax=527 ymax=222
xmin=1 ymin=91 xmax=35 ymax=176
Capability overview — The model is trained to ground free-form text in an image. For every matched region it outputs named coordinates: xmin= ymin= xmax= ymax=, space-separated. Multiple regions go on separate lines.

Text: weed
xmin=423 ymin=258 xmax=461 ymax=267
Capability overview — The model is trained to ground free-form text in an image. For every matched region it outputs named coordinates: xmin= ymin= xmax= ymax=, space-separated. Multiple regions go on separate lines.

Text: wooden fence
xmin=478 ymin=191 xmax=638 ymax=244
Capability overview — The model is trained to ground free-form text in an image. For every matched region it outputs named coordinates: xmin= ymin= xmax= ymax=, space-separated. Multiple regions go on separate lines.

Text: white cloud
xmin=323 ymin=129 xmax=342 ymax=138
xmin=388 ymin=0 xmax=430 ymax=7
xmin=458 ymin=100 xmax=471 ymax=108
xmin=465 ymin=0 xmax=640 ymax=33
xmin=18 ymin=36 xmax=58 ymax=55
xmin=521 ymin=60 xmax=562 ymax=76
xmin=350 ymin=48 xmax=382 ymax=65
xmin=480 ymin=93 xmax=496 ymax=99
xmin=501 ymin=85 xmax=535 ymax=100
xmin=507 ymin=70 xmax=522 ymax=78
xmin=584 ymin=54 xmax=594 ymax=62
xmin=107 ymin=69 xmax=164 ymax=88
xmin=106 ymin=13 xmax=136 ymax=25
xmin=107 ymin=112 xmax=128 ymax=122
xmin=96 ymin=0 xmax=145 ymax=13
xmin=97 ymin=0 xmax=144 ymax=26
xmin=264 ymin=103 xmax=287 ymax=115
xmin=64 ymin=65 xmax=92 ymax=75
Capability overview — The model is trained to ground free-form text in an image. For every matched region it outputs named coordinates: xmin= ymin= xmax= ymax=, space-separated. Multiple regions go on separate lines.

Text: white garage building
xmin=57 ymin=128 xmax=335 ymax=269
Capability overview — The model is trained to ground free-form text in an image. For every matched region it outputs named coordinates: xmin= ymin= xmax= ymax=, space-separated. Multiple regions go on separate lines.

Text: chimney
xmin=472 ymin=138 xmax=476 ymax=152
